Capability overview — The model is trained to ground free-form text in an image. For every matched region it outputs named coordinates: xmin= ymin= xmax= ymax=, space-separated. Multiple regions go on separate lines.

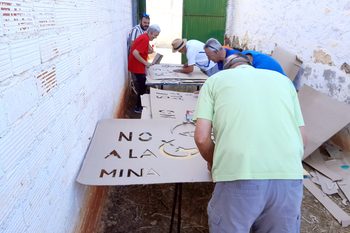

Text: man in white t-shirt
xmin=171 ymin=38 xmax=216 ymax=74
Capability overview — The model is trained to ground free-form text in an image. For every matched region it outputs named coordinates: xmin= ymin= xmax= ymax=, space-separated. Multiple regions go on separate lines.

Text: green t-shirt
xmin=193 ymin=65 xmax=304 ymax=182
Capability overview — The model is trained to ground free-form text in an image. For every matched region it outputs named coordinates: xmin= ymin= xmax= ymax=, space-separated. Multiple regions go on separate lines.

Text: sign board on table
xmin=149 ymin=88 xmax=198 ymax=120
xmin=146 ymin=63 xmax=208 ymax=81
xmin=76 ymin=119 xmax=212 ymax=186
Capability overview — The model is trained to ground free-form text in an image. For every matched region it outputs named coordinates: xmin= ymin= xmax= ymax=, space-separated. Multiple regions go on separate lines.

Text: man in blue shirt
xmin=242 ymin=50 xmax=287 ymax=76
xmin=203 ymin=38 xmax=240 ymax=76
xmin=204 ymin=38 xmax=286 ymax=76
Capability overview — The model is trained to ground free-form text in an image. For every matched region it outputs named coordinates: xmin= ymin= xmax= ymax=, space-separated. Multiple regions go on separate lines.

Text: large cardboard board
xmin=271 ymin=46 xmax=303 ymax=81
xmin=76 ymin=119 xmax=212 ymax=186
xmin=147 ymin=63 xmax=208 ymax=80
xmin=150 ymin=88 xmax=198 ymax=120
xmin=141 ymin=94 xmax=152 ymax=119
xmin=299 ymin=85 xmax=350 ymax=159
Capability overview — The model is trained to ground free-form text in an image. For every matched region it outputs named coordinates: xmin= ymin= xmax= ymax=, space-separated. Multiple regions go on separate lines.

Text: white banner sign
xmin=77 ymin=119 xmax=212 ymax=185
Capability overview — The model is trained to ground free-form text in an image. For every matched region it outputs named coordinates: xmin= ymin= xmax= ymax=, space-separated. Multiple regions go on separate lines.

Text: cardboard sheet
xmin=141 ymin=94 xmax=152 ymax=120
xmin=147 ymin=63 xmax=208 ymax=80
xmin=298 ymin=85 xmax=350 ymax=159
xmin=150 ymin=88 xmax=198 ymax=120
xmin=325 ymin=158 xmax=350 ymax=202
xmin=76 ymin=119 xmax=212 ymax=186
xmin=271 ymin=46 xmax=303 ymax=81
xmin=303 ymin=149 xmax=342 ymax=181
xmin=315 ymin=171 xmax=339 ymax=195
xmin=152 ymin=53 xmax=163 ymax=65
xmin=303 ymin=178 xmax=350 ymax=227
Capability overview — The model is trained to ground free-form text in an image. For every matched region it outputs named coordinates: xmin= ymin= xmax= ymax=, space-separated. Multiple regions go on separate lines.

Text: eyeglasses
xmin=206 ymin=45 xmax=218 ymax=51
xmin=142 ymin=13 xmax=150 ymax=17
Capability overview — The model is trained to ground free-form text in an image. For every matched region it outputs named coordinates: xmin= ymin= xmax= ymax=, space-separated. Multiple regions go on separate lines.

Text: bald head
xmin=223 ymin=53 xmax=252 ymax=70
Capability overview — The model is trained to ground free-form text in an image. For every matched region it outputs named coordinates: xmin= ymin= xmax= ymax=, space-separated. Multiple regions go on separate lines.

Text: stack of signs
xmin=303 ymin=143 xmax=350 ymax=227
xmin=298 ymin=85 xmax=350 ymax=227
xmin=146 ymin=63 xmax=208 ymax=85
xmin=77 ymin=88 xmax=212 ymax=186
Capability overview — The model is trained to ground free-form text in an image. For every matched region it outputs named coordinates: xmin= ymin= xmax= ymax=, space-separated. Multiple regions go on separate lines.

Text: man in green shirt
xmin=194 ymin=53 xmax=307 ymax=232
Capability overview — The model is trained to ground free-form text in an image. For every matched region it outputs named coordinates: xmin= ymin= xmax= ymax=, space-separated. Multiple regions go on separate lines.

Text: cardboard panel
xmin=150 ymin=88 xmax=198 ymax=120
xmin=76 ymin=119 xmax=212 ymax=186
xmin=303 ymin=179 xmax=350 ymax=227
xmin=271 ymin=46 xmax=303 ymax=81
xmin=303 ymin=149 xmax=342 ymax=181
xmin=147 ymin=63 xmax=208 ymax=80
xmin=141 ymin=94 xmax=152 ymax=119
xmin=298 ymin=85 xmax=350 ymax=159
xmin=152 ymin=53 xmax=163 ymax=65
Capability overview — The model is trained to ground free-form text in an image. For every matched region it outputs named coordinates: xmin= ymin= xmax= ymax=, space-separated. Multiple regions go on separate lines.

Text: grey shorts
xmin=208 ymin=179 xmax=303 ymax=233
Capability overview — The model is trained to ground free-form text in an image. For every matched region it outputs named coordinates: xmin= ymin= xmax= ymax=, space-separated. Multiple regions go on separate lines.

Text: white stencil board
xmin=150 ymin=88 xmax=198 ymax=121
xmin=76 ymin=119 xmax=212 ymax=186
xmin=141 ymin=94 xmax=152 ymax=119
xmin=147 ymin=63 xmax=208 ymax=80
xmin=298 ymin=85 xmax=350 ymax=160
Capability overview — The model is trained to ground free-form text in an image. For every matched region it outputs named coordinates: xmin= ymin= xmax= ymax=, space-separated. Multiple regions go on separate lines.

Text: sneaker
xmin=134 ymin=107 xmax=142 ymax=113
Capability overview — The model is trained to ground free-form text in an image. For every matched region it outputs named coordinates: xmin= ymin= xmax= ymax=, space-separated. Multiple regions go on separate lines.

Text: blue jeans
xmin=208 ymin=179 xmax=303 ymax=233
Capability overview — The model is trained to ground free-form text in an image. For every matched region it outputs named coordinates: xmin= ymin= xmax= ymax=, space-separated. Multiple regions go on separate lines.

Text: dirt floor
xmin=97 ymin=86 xmax=350 ymax=233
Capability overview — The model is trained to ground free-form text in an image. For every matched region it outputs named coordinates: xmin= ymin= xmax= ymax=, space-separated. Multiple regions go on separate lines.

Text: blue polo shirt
xmin=241 ymin=50 xmax=287 ymax=76
xmin=217 ymin=48 xmax=240 ymax=70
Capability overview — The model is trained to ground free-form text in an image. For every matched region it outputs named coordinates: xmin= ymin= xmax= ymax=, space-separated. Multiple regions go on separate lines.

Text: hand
xmin=173 ymin=69 xmax=181 ymax=73
xmin=193 ymin=90 xmax=200 ymax=94
xmin=183 ymin=63 xmax=188 ymax=68
xmin=207 ymin=162 xmax=212 ymax=172
xmin=145 ymin=62 xmax=153 ymax=68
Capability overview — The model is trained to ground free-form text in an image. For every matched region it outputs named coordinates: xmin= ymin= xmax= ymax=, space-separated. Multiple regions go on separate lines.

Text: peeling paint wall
xmin=226 ymin=0 xmax=350 ymax=150
xmin=0 ymin=0 xmax=131 ymax=232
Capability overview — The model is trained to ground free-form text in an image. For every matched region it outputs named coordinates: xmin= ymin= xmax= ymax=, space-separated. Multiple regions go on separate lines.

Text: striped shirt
xmin=128 ymin=25 xmax=147 ymax=52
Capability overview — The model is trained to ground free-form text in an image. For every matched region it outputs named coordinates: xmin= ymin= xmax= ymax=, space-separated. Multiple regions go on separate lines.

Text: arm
xmin=183 ymin=62 xmax=188 ymax=68
xmin=132 ymin=49 xmax=152 ymax=68
xmin=194 ymin=118 xmax=215 ymax=166
xmin=299 ymin=126 xmax=307 ymax=149
xmin=173 ymin=64 xmax=194 ymax=74
xmin=130 ymin=40 xmax=135 ymax=50
xmin=148 ymin=44 xmax=153 ymax=54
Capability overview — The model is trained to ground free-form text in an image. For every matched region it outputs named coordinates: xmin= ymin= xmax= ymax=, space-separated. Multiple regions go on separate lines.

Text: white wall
xmin=146 ymin=0 xmax=183 ymax=48
xmin=0 ymin=0 xmax=131 ymax=232
xmin=225 ymin=0 xmax=350 ymax=146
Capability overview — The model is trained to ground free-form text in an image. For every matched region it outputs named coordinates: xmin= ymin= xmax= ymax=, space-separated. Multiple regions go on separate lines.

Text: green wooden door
xmin=182 ymin=0 xmax=227 ymax=63
xmin=137 ymin=0 xmax=146 ymax=20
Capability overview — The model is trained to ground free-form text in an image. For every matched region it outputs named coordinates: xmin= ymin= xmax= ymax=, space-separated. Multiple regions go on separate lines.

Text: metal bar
xmin=177 ymin=183 xmax=182 ymax=233
xmin=169 ymin=183 xmax=179 ymax=233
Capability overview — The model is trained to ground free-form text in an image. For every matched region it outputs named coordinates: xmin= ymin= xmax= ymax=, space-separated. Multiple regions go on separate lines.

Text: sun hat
xmin=171 ymin=38 xmax=187 ymax=53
